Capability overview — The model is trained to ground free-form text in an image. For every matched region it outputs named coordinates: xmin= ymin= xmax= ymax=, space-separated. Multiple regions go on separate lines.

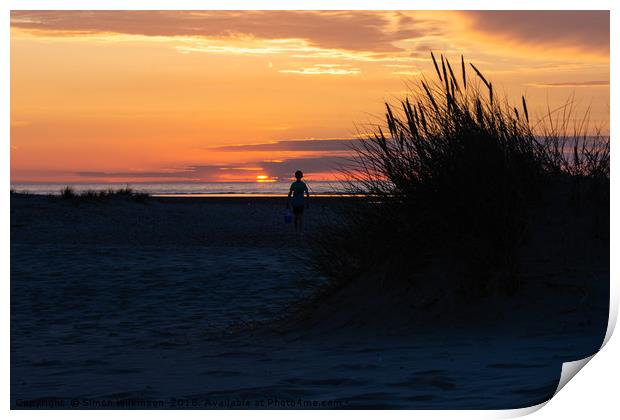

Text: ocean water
xmin=10 ymin=181 xmax=351 ymax=197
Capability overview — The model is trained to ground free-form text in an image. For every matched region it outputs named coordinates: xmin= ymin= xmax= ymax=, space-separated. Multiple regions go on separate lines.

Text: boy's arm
xmin=286 ymin=188 xmax=292 ymax=208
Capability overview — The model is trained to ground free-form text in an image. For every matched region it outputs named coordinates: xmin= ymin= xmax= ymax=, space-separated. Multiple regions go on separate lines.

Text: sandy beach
xmin=10 ymin=194 xmax=608 ymax=409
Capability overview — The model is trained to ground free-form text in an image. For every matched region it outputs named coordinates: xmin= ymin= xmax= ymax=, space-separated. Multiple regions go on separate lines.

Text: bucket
xmin=284 ymin=210 xmax=293 ymax=224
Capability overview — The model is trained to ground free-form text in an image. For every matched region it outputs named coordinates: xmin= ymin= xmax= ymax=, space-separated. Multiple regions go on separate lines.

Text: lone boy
xmin=287 ymin=170 xmax=310 ymax=234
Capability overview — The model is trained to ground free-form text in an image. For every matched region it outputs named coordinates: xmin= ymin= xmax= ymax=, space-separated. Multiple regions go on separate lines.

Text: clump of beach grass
xmin=310 ymin=52 xmax=609 ymax=300
xmin=10 ymin=188 xmax=31 ymax=196
xmin=60 ymin=186 xmax=77 ymax=199
xmin=59 ymin=185 xmax=149 ymax=203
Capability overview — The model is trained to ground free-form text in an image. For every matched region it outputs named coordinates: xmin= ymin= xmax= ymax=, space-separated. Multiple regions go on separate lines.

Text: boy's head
xmin=295 ymin=170 xmax=303 ymax=180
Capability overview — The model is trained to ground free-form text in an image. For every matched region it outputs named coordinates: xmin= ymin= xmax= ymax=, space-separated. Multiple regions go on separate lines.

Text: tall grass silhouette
xmin=59 ymin=185 xmax=149 ymax=203
xmin=311 ymin=53 xmax=609 ymax=298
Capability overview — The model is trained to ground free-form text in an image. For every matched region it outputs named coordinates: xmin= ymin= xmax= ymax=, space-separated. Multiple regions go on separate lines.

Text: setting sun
xmin=256 ymin=175 xmax=276 ymax=183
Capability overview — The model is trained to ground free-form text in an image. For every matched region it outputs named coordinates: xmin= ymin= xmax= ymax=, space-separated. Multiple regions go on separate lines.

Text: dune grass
xmin=60 ymin=186 xmax=149 ymax=203
xmin=10 ymin=188 xmax=31 ymax=196
xmin=310 ymin=53 xmax=609 ymax=298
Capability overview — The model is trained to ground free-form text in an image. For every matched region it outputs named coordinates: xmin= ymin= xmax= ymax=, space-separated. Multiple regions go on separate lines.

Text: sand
xmin=10 ymin=194 xmax=608 ymax=409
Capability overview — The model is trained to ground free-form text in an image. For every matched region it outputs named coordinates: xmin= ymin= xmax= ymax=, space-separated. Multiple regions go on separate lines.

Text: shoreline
xmin=152 ymin=193 xmax=356 ymax=198
xmin=11 ymin=191 xmax=362 ymax=199
xmin=9 ymin=181 xmax=354 ymax=198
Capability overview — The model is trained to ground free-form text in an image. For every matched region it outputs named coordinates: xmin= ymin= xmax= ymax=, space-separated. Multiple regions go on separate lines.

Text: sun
xmin=256 ymin=175 xmax=276 ymax=183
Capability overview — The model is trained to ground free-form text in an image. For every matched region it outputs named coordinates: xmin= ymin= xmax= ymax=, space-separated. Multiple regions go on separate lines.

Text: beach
xmin=11 ymin=194 xmax=608 ymax=409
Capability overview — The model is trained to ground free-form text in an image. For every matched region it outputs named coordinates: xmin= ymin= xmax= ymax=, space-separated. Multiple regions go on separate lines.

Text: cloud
xmin=11 ymin=10 xmax=436 ymax=54
xmin=212 ymin=138 xmax=359 ymax=152
xmin=527 ymin=80 xmax=609 ymax=88
xmin=278 ymin=66 xmax=361 ymax=75
xmin=391 ymin=70 xmax=421 ymax=76
xmin=463 ymin=11 xmax=609 ymax=56
xmin=73 ymin=155 xmax=349 ymax=181
xmin=66 ymin=138 xmax=362 ymax=181
xmin=75 ymin=165 xmax=223 ymax=179
xmin=172 ymin=39 xmax=426 ymax=64
xmin=260 ymin=156 xmax=348 ymax=179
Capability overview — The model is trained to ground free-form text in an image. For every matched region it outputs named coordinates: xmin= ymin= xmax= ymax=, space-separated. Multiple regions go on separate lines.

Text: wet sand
xmin=10 ymin=195 xmax=608 ymax=409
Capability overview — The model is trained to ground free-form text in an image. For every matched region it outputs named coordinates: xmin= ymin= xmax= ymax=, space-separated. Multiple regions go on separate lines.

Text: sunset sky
xmin=10 ymin=10 xmax=609 ymax=183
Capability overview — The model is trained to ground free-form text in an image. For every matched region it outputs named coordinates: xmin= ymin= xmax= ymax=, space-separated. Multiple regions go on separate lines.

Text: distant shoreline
xmin=10 ymin=180 xmax=353 ymax=197
xmin=153 ymin=193 xmax=355 ymax=198
xmin=10 ymin=191 xmax=358 ymax=199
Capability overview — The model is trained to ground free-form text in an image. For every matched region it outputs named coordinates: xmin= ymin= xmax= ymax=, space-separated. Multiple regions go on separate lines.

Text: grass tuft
xmin=59 ymin=185 xmax=149 ymax=203
xmin=310 ymin=52 xmax=609 ymax=300
xmin=61 ymin=186 xmax=76 ymax=199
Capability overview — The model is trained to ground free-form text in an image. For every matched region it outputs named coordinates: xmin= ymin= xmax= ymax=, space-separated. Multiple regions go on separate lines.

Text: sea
xmin=10 ymin=181 xmax=352 ymax=197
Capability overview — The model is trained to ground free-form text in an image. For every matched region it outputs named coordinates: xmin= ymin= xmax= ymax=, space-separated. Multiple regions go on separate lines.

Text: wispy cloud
xmin=260 ymin=156 xmax=347 ymax=178
xmin=391 ymin=70 xmax=421 ymax=76
xmin=68 ymin=137 xmax=366 ymax=181
xmin=462 ymin=11 xmax=609 ymax=56
xmin=11 ymin=10 xmax=437 ymax=54
xmin=73 ymin=155 xmax=347 ymax=181
xmin=70 ymin=138 xmax=362 ymax=182
xmin=75 ymin=167 xmax=211 ymax=179
xmin=289 ymin=49 xmax=425 ymax=63
xmin=384 ymin=64 xmax=416 ymax=68
xmin=175 ymin=38 xmax=316 ymax=56
xmin=173 ymin=38 xmax=425 ymax=66
xmin=527 ymin=80 xmax=609 ymax=88
xmin=9 ymin=11 xmax=447 ymax=71
xmin=211 ymin=138 xmax=359 ymax=152
xmin=278 ymin=66 xmax=361 ymax=75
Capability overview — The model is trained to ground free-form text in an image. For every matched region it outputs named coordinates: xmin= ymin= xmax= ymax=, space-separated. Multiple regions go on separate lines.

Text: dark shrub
xmin=311 ymin=53 xmax=609 ymax=298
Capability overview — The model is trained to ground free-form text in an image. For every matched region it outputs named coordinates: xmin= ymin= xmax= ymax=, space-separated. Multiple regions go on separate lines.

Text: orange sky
xmin=10 ymin=10 xmax=609 ymax=183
